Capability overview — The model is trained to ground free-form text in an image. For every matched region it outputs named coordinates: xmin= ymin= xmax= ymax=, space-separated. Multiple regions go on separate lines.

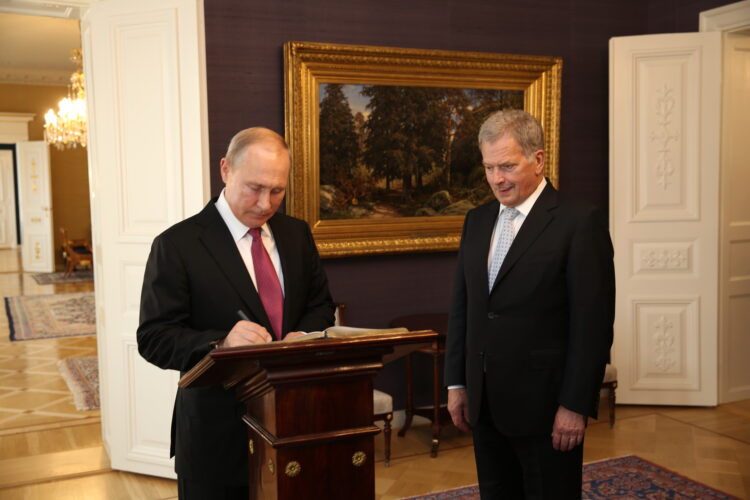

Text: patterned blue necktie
xmin=488 ymin=207 xmax=519 ymax=290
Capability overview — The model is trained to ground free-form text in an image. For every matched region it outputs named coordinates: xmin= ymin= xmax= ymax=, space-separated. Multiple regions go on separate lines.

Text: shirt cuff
xmin=447 ymin=385 xmax=465 ymax=390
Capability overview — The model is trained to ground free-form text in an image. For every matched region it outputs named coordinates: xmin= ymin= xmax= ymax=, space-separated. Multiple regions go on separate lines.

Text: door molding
xmin=700 ymin=0 xmax=750 ymax=33
xmin=0 ymin=113 xmax=35 ymax=251
xmin=0 ymin=112 xmax=35 ymax=143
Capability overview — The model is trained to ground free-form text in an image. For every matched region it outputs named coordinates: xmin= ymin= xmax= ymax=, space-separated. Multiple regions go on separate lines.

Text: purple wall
xmin=204 ymin=0 xmax=734 ymax=406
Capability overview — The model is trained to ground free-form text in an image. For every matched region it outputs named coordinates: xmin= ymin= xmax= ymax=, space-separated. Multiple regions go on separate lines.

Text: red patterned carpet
xmin=4 ymin=292 xmax=96 ymax=340
xmin=57 ymin=356 xmax=100 ymax=411
xmin=402 ymin=455 xmax=741 ymax=499
xmin=31 ymin=270 xmax=94 ymax=285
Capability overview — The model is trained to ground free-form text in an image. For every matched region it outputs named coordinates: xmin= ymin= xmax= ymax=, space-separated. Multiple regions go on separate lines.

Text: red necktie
xmin=249 ymin=228 xmax=284 ymax=339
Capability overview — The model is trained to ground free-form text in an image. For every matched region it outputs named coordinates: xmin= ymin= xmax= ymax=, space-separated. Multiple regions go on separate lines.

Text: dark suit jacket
xmin=445 ymin=181 xmax=615 ymax=437
xmin=137 ymin=201 xmax=335 ymax=484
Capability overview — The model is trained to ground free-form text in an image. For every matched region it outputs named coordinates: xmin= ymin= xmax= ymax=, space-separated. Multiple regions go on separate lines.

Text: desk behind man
xmin=137 ymin=127 xmax=335 ymax=499
xmin=445 ymin=110 xmax=615 ymax=499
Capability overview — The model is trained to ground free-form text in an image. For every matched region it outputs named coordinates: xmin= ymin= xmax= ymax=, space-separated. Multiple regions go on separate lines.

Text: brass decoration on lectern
xmin=352 ymin=451 xmax=367 ymax=467
xmin=285 ymin=461 xmax=302 ymax=477
xmin=248 ymin=439 xmax=254 ymax=455
xmin=268 ymin=459 xmax=275 ymax=475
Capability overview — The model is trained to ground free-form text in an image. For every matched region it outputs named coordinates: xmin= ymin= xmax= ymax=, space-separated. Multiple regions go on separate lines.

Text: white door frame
xmin=700 ymin=1 xmax=750 ymax=33
xmin=701 ymin=1 xmax=750 ymax=404
xmin=0 ymin=149 xmax=18 ymax=248
xmin=0 ymin=112 xmax=36 ymax=250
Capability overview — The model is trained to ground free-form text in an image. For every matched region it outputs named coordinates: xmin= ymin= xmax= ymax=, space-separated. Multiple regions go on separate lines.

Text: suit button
xmin=488 ymin=312 xmax=497 ymax=320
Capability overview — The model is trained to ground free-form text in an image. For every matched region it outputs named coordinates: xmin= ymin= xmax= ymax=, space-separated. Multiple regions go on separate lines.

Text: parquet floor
xmin=0 ymin=249 xmax=97 ymax=433
xmin=0 ymin=248 xmax=748 ymax=499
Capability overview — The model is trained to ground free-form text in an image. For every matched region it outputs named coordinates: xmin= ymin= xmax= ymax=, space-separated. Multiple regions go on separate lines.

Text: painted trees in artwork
xmin=319 ymin=85 xmax=358 ymax=185
xmin=360 ymin=85 xmax=404 ymax=193
xmin=362 ymin=85 xmax=449 ymax=197
xmin=319 ymin=84 xmax=376 ymax=211
xmin=318 ymin=84 xmax=523 ymax=219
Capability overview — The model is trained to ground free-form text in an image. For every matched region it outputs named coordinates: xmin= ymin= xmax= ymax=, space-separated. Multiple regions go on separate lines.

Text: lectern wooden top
xmin=179 ymin=329 xmax=437 ymax=389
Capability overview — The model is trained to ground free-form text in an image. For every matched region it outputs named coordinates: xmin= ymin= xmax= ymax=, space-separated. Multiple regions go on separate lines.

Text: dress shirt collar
xmin=500 ymin=177 xmax=547 ymax=217
xmin=215 ymin=189 xmax=271 ymax=241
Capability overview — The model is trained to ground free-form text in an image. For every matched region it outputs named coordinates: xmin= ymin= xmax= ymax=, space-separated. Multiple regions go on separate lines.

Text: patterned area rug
xmin=31 ymin=270 xmax=94 ymax=285
xmin=5 ymin=292 xmax=96 ymax=341
xmin=58 ymin=356 xmax=100 ymax=411
xmin=402 ymin=455 xmax=741 ymax=499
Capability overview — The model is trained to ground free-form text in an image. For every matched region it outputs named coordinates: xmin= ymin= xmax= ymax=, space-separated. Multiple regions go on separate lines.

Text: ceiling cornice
xmin=0 ymin=66 xmax=70 ymax=86
xmin=0 ymin=0 xmax=94 ymax=19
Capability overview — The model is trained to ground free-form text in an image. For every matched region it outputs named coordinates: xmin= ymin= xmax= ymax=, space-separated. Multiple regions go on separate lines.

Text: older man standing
xmin=445 ymin=110 xmax=615 ymax=499
xmin=138 ymin=127 xmax=335 ymax=499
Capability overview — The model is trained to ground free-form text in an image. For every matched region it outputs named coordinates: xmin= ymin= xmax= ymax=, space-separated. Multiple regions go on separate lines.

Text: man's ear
xmin=219 ymin=158 xmax=230 ymax=183
xmin=534 ymin=150 xmax=545 ymax=175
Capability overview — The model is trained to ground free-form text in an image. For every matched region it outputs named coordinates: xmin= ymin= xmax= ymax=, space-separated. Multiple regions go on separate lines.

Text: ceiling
xmin=0 ymin=10 xmax=82 ymax=86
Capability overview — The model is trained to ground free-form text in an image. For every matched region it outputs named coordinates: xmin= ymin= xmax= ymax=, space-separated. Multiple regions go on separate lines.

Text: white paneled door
xmin=82 ymin=0 xmax=209 ymax=479
xmin=16 ymin=141 xmax=54 ymax=272
xmin=0 ymin=149 xmax=17 ymax=248
xmin=610 ymin=33 xmax=721 ymax=406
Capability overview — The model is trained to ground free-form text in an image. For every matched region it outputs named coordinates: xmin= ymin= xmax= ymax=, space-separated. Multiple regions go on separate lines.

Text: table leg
xmin=398 ymin=353 xmax=414 ymax=437
xmin=430 ymin=346 xmax=441 ymax=457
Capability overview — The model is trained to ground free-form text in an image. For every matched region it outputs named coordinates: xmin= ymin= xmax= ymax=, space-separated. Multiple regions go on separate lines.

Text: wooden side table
xmin=389 ymin=313 xmax=452 ymax=457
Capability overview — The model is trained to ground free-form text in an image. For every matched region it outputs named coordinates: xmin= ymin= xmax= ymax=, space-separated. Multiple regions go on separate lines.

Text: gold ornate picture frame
xmin=284 ymin=41 xmax=561 ymax=258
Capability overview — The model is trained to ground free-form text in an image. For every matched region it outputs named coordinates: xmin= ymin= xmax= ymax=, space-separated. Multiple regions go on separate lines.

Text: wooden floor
xmin=0 ymin=248 xmax=748 ymax=499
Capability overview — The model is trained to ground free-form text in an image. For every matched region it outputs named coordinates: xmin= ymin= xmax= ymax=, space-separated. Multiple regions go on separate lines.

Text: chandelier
xmin=44 ymin=49 xmax=87 ymax=150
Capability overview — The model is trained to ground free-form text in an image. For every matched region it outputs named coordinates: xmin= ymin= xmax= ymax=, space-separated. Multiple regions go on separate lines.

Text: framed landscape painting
xmin=284 ymin=41 xmax=562 ymax=257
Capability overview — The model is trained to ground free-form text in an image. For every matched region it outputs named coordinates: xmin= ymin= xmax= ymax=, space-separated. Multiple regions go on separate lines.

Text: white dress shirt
xmin=214 ymin=190 xmax=285 ymax=296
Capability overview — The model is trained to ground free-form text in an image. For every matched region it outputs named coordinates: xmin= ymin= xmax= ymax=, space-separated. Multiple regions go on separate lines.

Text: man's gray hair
xmin=478 ymin=110 xmax=545 ymax=157
xmin=224 ymin=127 xmax=288 ymax=167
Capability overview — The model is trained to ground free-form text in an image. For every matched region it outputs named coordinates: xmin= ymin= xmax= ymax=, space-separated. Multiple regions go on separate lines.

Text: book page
xmin=281 ymin=326 xmax=408 ymax=342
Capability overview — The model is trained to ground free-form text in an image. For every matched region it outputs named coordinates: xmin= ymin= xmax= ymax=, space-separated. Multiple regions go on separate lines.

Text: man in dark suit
xmin=445 ymin=110 xmax=615 ymax=499
xmin=137 ymin=127 xmax=336 ymax=499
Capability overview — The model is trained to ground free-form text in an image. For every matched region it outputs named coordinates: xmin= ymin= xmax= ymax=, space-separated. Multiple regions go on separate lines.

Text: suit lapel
xmin=469 ymin=201 xmax=500 ymax=295
xmin=196 ymin=202 xmax=270 ymax=327
xmin=491 ymin=182 xmax=558 ymax=291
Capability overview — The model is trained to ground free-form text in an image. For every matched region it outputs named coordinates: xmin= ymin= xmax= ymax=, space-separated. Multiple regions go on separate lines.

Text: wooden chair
xmin=335 ymin=304 xmax=393 ymax=466
xmin=60 ymin=227 xmax=93 ymax=277
xmin=373 ymin=390 xmax=393 ymax=467
xmin=601 ymin=363 xmax=618 ymax=428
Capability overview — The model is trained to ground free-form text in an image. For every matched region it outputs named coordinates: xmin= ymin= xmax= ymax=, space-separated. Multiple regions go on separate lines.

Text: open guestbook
xmin=283 ymin=326 xmax=408 ymax=342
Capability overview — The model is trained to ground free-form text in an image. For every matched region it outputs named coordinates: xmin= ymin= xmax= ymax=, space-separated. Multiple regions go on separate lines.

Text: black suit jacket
xmin=137 ymin=201 xmax=335 ymax=484
xmin=445 ymin=181 xmax=615 ymax=436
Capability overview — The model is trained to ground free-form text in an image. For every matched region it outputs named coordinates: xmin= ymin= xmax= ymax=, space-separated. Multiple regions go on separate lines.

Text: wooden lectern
xmin=179 ymin=329 xmax=437 ymax=500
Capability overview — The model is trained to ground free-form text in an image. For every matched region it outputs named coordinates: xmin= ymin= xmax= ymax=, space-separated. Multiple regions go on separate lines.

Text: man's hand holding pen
xmin=217 ymin=310 xmax=273 ymax=347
